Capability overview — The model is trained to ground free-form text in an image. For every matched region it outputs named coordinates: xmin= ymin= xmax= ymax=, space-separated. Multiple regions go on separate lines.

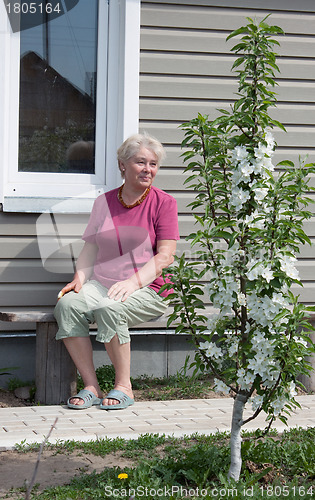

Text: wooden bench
xmin=0 ymin=310 xmax=77 ymax=405
xmin=1 ymin=309 xmax=314 ymax=405
xmin=0 ymin=308 xmax=174 ymax=405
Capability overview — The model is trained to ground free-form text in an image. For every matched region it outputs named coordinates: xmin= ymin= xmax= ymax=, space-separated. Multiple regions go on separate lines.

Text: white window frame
xmin=0 ymin=0 xmax=140 ymax=213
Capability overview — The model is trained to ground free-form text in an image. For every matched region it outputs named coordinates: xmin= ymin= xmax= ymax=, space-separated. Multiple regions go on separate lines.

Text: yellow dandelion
xmin=118 ymin=473 xmax=128 ymax=480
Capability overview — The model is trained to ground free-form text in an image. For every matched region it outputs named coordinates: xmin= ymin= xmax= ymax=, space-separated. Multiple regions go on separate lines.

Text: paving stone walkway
xmin=1 ymin=395 xmax=314 ymax=450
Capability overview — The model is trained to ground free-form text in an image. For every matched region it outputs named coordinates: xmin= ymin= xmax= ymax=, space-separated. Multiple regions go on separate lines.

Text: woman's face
xmin=120 ymin=147 xmax=159 ymax=192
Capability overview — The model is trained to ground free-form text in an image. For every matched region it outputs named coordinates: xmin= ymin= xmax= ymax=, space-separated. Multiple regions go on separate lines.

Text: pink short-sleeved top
xmin=82 ymin=185 xmax=180 ymax=297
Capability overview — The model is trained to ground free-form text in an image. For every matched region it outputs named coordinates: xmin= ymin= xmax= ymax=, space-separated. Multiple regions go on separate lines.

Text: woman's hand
xmin=107 ymin=279 xmax=139 ymax=302
xmin=57 ymin=275 xmax=84 ymax=299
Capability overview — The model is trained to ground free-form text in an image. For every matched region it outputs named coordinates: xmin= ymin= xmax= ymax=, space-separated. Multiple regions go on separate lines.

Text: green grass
xmin=77 ymin=363 xmax=216 ymax=401
xmin=131 ymin=372 xmax=214 ymax=400
xmin=9 ymin=428 xmax=315 ymax=499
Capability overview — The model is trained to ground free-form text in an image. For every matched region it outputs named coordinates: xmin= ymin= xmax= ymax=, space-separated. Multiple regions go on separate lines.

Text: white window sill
xmin=2 ymin=196 xmax=98 ymax=213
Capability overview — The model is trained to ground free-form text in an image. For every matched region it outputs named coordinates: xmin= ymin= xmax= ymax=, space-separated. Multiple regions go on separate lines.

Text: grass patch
xmin=11 ymin=428 xmax=315 ymax=499
xmin=76 ymin=363 xmax=216 ymax=401
xmin=131 ymin=372 xmax=215 ymax=400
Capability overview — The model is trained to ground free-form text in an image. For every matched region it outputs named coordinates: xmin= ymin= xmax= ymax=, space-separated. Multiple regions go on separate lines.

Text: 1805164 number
xmin=260 ymin=485 xmax=314 ymax=497
xmin=6 ymin=3 xmax=61 ymax=14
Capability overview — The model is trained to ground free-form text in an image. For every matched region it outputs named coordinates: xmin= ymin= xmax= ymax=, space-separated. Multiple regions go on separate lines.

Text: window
xmin=0 ymin=0 xmax=140 ymax=212
xmin=19 ymin=0 xmax=98 ymax=175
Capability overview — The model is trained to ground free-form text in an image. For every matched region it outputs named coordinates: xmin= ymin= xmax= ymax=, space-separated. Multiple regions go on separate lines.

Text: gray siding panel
xmin=142 ymin=5 xmax=315 ymax=32
xmin=1 ymin=0 xmax=315 ymax=332
xmin=140 ymin=0 xmax=315 ymax=305
xmin=141 ymin=53 xmax=315 ymax=82
xmin=141 ymin=100 xmax=315 ymax=125
xmin=0 ymin=212 xmax=82 ymax=331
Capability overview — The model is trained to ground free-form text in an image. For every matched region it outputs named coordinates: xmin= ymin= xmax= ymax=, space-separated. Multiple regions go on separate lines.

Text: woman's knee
xmin=54 ymin=291 xmax=92 ymax=325
xmin=54 ymin=291 xmax=75 ymax=316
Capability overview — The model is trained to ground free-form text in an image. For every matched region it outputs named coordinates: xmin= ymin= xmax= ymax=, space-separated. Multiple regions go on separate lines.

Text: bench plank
xmin=0 ymin=310 xmax=55 ymax=323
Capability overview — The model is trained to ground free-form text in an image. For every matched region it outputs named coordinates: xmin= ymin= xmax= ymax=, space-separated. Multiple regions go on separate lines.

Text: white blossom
xmin=261 ymin=266 xmax=274 ymax=283
xmin=229 ymin=187 xmax=251 ymax=211
xmin=251 ymin=330 xmax=266 ymax=345
xmin=289 ymin=381 xmax=297 ymax=398
xmin=208 ymin=274 xmax=239 ymax=311
xmin=265 ymin=131 xmax=275 ymax=150
xmin=240 ymin=161 xmax=255 ymax=179
xmin=228 ymin=340 xmax=239 ymax=356
xmin=253 ymin=187 xmax=269 ymax=203
xmin=237 ymin=292 xmax=246 ymax=306
xmin=213 ymin=378 xmax=231 ymax=395
xmin=270 ymin=394 xmax=287 ymax=416
xmin=261 ymin=360 xmax=281 ymax=387
xmin=254 ymin=132 xmax=275 ymax=162
xmin=279 ymin=255 xmax=299 ymax=280
xmin=207 ymin=314 xmax=221 ymax=331
xmin=246 ymin=259 xmax=264 ymax=281
xmin=293 ymin=336 xmax=308 ymax=348
xmin=231 ymin=169 xmax=244 ymax=186
xmin=231 ymin=145 xmax=249 ymax=164
xmin=199 ymin=341 xmax=223 ymax=360
xmin=247 ymin=292 xmax=289 ymax=327
xmin=251 ymin=395 xmax=264 ymax=411
xmin=246 ymin=259 xmax=275 ymax=282
xmin=244 ymin=210 xmax=265 ymax=229
xmin=237 ymin=368 xmax=256 ymax=390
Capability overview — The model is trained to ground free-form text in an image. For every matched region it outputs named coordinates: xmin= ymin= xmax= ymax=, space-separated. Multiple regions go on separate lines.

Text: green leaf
xmin=277 ymin=160 xmax=295 ymax=167
xmin=269 ymin=119 xmax=286 ymax=131
xmin=226 ymin=26 xmax=249 ymax=41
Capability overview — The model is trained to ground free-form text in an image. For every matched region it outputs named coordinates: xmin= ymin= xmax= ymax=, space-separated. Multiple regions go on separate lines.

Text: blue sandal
xmin=67 ymin=389 xmax=101 ymax=409
xmin=100 ymin=389 xmax=134 ymax=410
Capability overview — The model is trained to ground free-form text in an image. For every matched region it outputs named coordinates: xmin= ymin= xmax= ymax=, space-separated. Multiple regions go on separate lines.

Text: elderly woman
xmin=54 ymin=134 xmax=179 ymax=409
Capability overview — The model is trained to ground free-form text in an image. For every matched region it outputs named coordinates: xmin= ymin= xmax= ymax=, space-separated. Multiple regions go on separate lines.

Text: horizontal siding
xmin=0 ymin=213 xmax=89 ymax=237
xmin=140 ymin=100 xmax=315 ymax=126
xmin=142 ymin=0 xmax=315 ymax=12
xmin=141 ymin=121 xmax=315 ymax=149
xmin=1 ymin=0 xmax=315 ymax=333
xmin=141 ymin=30 xmax=315 ymax=60
xmin=140 ymin=75 xmax=315 ymax=103
xmin=141 ymin=53 xmax=315 ymax=82
xmin=178 ymin=216 xmax=315 ymax=237
xmin=141 ymin=4 xmax=315 ymax=32
xmin=0 ymin=237 xmax=84 ymax=259
xmin=177 ymin=239 xmax=315 ymax=260
xmin=157 ymin=150 xmax=315 ymax=172
xmin=0 ymin=260 xmax=73 ymax=283
xmin=0 ymin=211 xmax=84 ymax=330
xmin=0 ymin=284 xmax=67 ymax=308
xmin=140 ymin=0 xmax=315 ymax=307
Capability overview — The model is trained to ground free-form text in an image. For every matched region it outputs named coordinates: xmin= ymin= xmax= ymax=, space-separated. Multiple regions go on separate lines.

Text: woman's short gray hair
xmin=117 ymin=133 xmax=166 ymax=172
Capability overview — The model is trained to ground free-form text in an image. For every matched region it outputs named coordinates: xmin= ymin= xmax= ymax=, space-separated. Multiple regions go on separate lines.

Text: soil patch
xmin=0 ymin=449 xmax=133 ymax=498
xmin=0 ymin=389 xmax=32 ymax=408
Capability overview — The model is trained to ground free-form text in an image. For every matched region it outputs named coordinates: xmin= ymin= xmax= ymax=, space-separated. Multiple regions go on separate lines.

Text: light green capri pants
xmin=54 ymin=280 xmax=168 ymax=344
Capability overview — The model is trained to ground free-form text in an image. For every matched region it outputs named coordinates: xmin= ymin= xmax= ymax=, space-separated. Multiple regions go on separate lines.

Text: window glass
xmin=18 ymin=0 xmax=98 ymax=174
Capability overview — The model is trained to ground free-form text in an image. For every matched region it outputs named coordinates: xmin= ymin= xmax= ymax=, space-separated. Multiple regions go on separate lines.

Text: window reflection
xmin=18 ymin=0 xmax=98 ymax=174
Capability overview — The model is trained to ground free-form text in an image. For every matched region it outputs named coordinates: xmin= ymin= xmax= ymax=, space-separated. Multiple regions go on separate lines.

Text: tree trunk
xmin=228 ymin=393 xmax=248 ymax=481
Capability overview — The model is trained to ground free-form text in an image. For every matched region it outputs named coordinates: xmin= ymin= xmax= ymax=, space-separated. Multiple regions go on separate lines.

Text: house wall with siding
xmin=1 ymin=0 xmax=315 ymax=335
xmin=140 ymin=0 xmax=315 ymax=309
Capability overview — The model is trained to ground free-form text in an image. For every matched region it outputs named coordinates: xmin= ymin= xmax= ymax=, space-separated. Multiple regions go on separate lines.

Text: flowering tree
xmin=162 ymin=16 xmax=315 ymax=481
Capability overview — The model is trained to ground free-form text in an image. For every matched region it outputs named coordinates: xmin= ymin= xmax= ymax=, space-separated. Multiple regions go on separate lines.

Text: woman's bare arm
xmin=107 ymin=239 xmax=177 ymax=302
xmin=58 ymin=241 xmax=98 ymax=297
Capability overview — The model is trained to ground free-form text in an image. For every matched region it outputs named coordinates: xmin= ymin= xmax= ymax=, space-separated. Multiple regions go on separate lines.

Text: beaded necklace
xmin=117 ymin=184 xmax=151 ymax=209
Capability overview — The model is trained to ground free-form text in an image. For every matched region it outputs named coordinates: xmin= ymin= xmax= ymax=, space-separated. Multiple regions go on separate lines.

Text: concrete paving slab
xmin=0 ymin=396 xmax=314 ymax=450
